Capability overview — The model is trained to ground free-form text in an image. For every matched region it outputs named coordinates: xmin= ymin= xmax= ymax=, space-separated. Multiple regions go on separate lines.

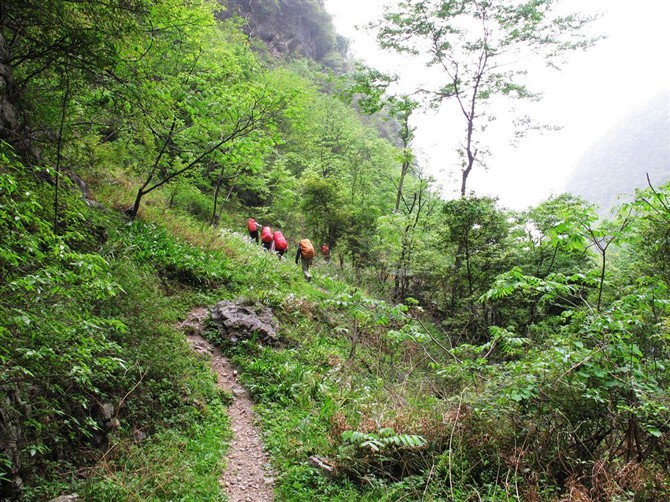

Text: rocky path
xmin=180 ymin=308 xmax=274 ymax=502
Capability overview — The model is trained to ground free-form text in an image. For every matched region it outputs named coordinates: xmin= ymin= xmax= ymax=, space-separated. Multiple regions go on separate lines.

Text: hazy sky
xmin=324 ymin=0 xmax=670 ymax=210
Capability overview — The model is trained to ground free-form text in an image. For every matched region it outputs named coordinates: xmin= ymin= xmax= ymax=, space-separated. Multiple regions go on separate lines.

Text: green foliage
xmin=336 ymin=426 xmax=431 ymax=483
xmin=0 ymin=144 xmax=233 ymax=498
xmin=619 ymin=181 xmax=670 ymax=287
xmin=480 ymin=266 xmax=595 ymax=310
xmin=80 ymin=396 xmax=228 ymax=501
xmin=341 ymin=428 xmax=426 ymax=452
xmin=509 ymin=193 xmax=594 ymax=277
xmin=2 ymin=0 xmax=669 ymax=499
xmin=0 ymin=159 xmax=127 ymax=486
xmin=121 ymin=220 xmax=234 ymax=288
xmin=341 ymin=63 xmax=398 ymax=114
xmin=166 ymin=181 xmax=214 ymax=222
xmin=240 ymin=347 xmax=329 ymax=407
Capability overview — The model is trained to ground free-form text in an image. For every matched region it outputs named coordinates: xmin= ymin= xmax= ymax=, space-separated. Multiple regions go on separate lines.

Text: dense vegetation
xmin=1 ymin=0 xmax=668 ymax=500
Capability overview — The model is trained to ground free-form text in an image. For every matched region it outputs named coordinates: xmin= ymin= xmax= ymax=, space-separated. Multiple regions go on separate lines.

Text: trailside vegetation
xmin=0 ymin=0 xmax=668 ymax=500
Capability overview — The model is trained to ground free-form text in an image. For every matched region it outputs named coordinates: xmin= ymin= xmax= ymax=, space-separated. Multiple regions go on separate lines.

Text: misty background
xmin=324 ymin=0 xmax=670 ymax=213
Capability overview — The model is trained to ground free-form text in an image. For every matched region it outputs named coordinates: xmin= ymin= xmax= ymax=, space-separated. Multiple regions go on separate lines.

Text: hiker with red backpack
xmin=247 ymin=218 xmax=260 ymax=243
xmin=273 ymin=230 xmax=288 ymax=258
xmin=260 ymin=225 xmax=274 ymax=251
xmin=295 ymin=238 xmax=315 ymax=281
xmin=320 ymin=243 xmax=331 ymax=263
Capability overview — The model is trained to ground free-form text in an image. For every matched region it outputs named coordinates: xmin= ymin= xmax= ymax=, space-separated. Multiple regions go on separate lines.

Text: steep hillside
xmin=220 ymin=0 xmax=349 ymax=69
xmin=2 ymin=1 xmax=670 ymax=500
xmin=565 ymin=89 xmax=670 ymax=213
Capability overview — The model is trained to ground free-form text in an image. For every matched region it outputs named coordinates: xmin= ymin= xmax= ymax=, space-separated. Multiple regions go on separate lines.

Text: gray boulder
xmin=48 ymin=495 xmax=80 ymax=502
xmin=210 ymin=299 xmax=278 ymax=344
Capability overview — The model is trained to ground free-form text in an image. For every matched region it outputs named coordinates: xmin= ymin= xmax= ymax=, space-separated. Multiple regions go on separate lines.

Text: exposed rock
xmin=48 ymin=494 xmax=80 ymax=502
xmin=98 ymin=402 xmax=115 ymax=424
xmin=0 ymin=390 xmax=25 ymax=499
xmin=83 ymin=198 xmax=105 ymax=210
xmin=91 ymin=401 xmax=118 ymax=449
xmin=67 ymin=170 xmax=90 ymax=198
xmin=0 ymin=474 xmax=22 ymax=500
xmin=308 ymin=455 xmax=336 ymax=478
xmin=219 ymin=0 xmax=348 ymax=69
xmin=178 ymin=307 xmax=210 ymax=337
xmin=210 ymin=299 xmax=278 ymax=344
xmin=133 ymin=429 xmax=147 ymax=443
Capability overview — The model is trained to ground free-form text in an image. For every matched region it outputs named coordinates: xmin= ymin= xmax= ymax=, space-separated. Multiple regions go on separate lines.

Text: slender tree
xmin=126 ymin=87 xmax=287 ymax=220
xmin=372 ymin=0 xmax=599 ymax=195
xmin=342 ymin=65 xmax=419 ymax=213
xmin=389 ymin=96 xmax=419 ymax=212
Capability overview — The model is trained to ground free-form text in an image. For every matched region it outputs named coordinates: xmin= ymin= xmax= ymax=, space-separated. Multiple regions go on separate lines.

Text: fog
xmin=324 ymin=0 xmax=670 ymax=209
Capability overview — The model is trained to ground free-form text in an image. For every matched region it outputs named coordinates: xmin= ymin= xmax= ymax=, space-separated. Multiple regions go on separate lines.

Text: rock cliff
xmin=220 ymin=0 xmax=349 ymax=69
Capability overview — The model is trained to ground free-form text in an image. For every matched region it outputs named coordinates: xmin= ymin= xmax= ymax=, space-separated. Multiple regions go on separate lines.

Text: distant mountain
xmin=564 ymin=89 xmax=670 ymax=214
xmin=220 ymin=0 xmax=349 ymax=70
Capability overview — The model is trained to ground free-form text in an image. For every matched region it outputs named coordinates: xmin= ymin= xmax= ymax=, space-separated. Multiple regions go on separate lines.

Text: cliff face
xmin=220 ymin=0 xmax=348 ymax=69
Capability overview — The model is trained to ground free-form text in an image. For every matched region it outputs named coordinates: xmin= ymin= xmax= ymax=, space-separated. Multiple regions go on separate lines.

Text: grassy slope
xmin=10 ymin=165 xmax=667 ymax=501
xmin=78 ymin=171 xmax=454 ymax=501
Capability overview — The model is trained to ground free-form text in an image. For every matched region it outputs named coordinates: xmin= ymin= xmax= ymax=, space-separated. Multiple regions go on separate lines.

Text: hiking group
xmin=247 ymin=218 xmax=328 ymax=282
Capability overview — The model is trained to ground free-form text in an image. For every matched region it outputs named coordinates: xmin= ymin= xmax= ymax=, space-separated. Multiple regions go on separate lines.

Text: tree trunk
xmin=211 ymin=172 xmax=224 ymax=226
xmin=0 ymin=32 xmax=38 ymax=162
xmin=127 ymin=188 xmax=144 ymax=219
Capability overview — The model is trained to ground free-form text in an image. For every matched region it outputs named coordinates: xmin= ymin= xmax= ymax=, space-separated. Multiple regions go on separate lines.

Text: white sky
xmin=324 ymin=0 xmax=670 ymax=210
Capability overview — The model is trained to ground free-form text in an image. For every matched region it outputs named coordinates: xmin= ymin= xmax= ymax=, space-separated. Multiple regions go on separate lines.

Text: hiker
xmin=320 ymin=243 xmax=331 ymax=263
xmin=295 ymin=238 xmax=315 ymax=281
xmin=247 ymin=218 xmax=259 ymax=244
xmin=273 ymin=230 xmax=288 ymax=258
xmin=260 ymin=225 xmax=274 ymax=251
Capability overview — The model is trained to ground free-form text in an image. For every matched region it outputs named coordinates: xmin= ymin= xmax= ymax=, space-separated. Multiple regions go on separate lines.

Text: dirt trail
xmin=181 ymin=308 xmax=274 ymax=502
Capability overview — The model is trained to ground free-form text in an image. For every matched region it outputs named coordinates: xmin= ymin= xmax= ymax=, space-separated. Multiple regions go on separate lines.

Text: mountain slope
xmin=565 ymin=89 xmax=670 ymax=213
xmin=220 ymin=0 xmax=348 ymax=69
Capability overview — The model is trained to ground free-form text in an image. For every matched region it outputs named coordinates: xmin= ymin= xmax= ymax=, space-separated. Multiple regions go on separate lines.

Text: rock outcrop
xmin=219 ymin=0 xmax=348 ymax=69
xmin=210 ymin=299 xmax=279 ymax=343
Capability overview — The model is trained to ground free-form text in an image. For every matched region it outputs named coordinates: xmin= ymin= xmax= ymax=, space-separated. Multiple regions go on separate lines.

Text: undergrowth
xmin=3 ymin=148 xmax=668 ymax=501
xmin=0 ymin=152 xmax=232 ymax=500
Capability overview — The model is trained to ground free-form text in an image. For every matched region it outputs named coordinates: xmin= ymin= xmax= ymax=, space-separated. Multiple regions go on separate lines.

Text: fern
xmin=480 ymin=267 xmax=581 ymax=305
xmin=341 ymin=428 xmax=427 ymax=452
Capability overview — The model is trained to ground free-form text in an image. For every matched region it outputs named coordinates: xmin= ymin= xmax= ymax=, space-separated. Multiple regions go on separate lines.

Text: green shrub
xmin=80 ymin=398 xmax=229 ymax=501
xmin=0 ymin=157 xmax=128 ymax=491
xmin=168 ymin=183 xmax=214 ymax=223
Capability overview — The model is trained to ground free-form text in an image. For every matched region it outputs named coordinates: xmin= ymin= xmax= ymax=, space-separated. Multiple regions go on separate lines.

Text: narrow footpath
xmin=180 ymin=308 xmax=274 ymax=502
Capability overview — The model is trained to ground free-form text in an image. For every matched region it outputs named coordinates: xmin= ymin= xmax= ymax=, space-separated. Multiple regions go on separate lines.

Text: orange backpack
xmin=299 ymin=239 xmax=315 ymax=259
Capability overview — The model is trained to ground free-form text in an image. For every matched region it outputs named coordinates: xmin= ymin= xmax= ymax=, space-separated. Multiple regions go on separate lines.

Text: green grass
xmin=79 ymin=399 xmax=229 ymax=501
xmin=10 ymin=158 xmax=668 ymax=501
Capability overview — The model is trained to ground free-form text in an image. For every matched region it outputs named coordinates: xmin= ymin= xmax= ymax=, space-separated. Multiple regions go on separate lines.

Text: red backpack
xmin=247 ymin=218 xmax=257 ymax=232
xmin=273 ymin=231 xmax=288 ymax=251
xmin=261 ymin=226 xmax=273 ymax=243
